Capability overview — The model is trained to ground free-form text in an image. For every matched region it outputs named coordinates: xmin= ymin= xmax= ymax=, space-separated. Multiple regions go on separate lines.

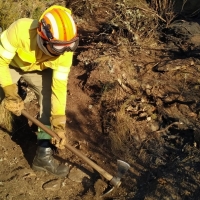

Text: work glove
xmin=3 ymin=84 xmax=24 ymax=116
xmin=50 ymin=115 xmax=67 ymax=149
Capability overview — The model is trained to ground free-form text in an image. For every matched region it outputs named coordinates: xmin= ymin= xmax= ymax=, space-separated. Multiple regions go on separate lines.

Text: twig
xmin=132 ymin=6 xmax=166 ymax=23
xmin=155 ymin=121 xmax=183 ymax=134
xmin=117 ymin=78 xmax=132 ymax=94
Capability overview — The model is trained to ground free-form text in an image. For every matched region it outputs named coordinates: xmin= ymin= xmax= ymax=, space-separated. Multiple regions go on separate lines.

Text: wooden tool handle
xmin=21 ymin=110 xmax=114 ymax=181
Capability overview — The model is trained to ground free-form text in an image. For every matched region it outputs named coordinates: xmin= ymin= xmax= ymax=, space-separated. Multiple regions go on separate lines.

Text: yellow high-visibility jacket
xmin=0 ymin=18 xmax=73 ymax=116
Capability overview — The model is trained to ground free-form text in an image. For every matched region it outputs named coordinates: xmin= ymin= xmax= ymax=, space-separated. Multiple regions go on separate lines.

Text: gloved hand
xmin=50 ymin=115 xmax=67 ymax=149
xmin=3 ymin=84 xmax=24 ymax=116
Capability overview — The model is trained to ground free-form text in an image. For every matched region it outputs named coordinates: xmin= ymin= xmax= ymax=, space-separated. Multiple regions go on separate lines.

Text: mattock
xmin=22 ymin=109 xmax=130 ymax=196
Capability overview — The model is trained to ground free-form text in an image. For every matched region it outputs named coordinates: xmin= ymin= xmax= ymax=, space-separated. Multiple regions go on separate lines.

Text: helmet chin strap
xmin=37 ymin=35 xmax=54 ymax=57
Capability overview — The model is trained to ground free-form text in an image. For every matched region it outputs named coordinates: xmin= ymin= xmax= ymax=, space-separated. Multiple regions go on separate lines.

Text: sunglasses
xmin=41 ymin=19 xmax=79 ymax=54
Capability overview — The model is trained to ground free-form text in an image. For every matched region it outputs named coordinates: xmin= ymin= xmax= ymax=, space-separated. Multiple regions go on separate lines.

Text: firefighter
xmin=0 ymin=5 xmax=79 ymax=177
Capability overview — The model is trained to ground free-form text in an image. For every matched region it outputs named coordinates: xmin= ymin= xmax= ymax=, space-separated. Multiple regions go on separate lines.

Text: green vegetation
xmin=0 ymin=0 xmax=66 ymax=30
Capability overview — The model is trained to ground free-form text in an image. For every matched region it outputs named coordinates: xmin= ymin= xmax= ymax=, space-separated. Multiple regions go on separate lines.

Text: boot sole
xmin=32 ymin=164 xmax=69 ymax=178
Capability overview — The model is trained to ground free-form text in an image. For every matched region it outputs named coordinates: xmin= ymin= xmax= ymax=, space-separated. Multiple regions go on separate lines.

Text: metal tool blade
xmin=103 ymin=160 xmax=131 ymax=196
xmin=117 ymin=160 xmax=131 ymax=179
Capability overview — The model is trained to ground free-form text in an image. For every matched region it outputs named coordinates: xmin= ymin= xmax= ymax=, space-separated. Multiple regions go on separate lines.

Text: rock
xmin=146 ymin=88 xmax=151 ymax=95
xmin=88 ymin=104 xmax=93 ymax=109
xmin=68 ymin=167 xmax=90 ymax=183
xmin=150 ymin=121 xmax=160 ymax=132
xmin=139 ymin=112 xmax=147 ymax=118
xmin=22 ymin=171 xmax=36 ymax=180
xmin=42 ymin=179 xmax=61 ymax=191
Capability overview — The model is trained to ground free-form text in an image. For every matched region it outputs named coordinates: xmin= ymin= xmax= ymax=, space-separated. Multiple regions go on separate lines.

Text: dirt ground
xmin=1 ymin=1 xmax=200 ymax=200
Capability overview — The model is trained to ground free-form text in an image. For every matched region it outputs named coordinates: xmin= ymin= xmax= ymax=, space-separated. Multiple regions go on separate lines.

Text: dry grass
xmin=0 ymin=100 xmax=13 ymax=132
xmin=149 ymin=0 xmax=176 ymax=27
xmin=0 ymin=1 xmax=23 ymax=30
xmin=0 ymin=0 xmax=65 ymax=30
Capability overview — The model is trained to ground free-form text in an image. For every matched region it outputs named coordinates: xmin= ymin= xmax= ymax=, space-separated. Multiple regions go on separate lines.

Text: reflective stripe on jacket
xmin=0 ymin=18 xmax=73 ymax=115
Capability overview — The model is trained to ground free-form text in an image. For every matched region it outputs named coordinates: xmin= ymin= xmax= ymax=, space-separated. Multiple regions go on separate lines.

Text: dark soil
xmin=1 ymin=1 xmax=200 ymax=200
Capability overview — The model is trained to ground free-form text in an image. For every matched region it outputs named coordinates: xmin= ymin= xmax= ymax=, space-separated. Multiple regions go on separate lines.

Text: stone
xmin=42 ymin=179 xmax=61 ymax=191
xmin=68 ymin=167 xmax=90 ymax=183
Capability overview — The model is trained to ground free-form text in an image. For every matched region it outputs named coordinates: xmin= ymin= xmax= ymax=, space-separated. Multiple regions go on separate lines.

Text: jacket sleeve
xmin=0 ymin=21 xmax=19 ymax=87
xmin=51 ymin=52 xmax=73 ymax=116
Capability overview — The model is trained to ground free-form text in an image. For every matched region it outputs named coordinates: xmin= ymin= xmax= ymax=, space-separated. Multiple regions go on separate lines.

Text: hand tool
xmin=22 ymin=109 xmax=130 ymax=196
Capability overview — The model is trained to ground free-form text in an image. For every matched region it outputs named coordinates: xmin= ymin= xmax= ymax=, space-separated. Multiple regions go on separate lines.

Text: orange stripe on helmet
xmin=62 ymin=11 xmax=76 ymax=40
xmin=38 ymin=5 xmax=77 ymax=42
xmin=48 ymin=9 xmax=61 ymax=40
xmin=54 ymin=9 xmax=66 ymax=41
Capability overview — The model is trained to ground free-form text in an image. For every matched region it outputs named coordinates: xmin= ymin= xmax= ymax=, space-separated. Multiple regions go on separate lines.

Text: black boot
xmin=32 ymin=147 xmax=69 ymax=177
